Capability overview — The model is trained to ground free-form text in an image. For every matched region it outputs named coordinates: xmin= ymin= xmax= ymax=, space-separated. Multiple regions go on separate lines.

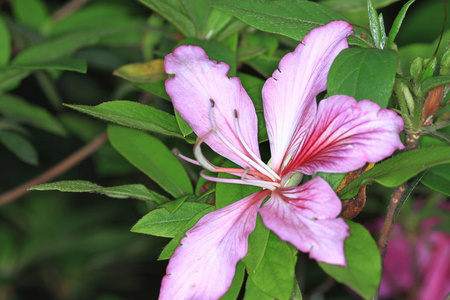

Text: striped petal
xmin=159 ymin=191 xmax=269 ymax=300
xmin=284 ymin=95 xmax=404 ymax=176
xmin=262 ymin=21 xmax=353 ymax=173
xmin=165 ymin=45 xmax=260 ymax=170
xmin=259 ymin=177 xmax=349 ymax=266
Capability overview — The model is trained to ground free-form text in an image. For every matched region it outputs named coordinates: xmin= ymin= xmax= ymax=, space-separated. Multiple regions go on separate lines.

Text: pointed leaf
xmin=338 ymin=146 xmax=450 ymax=199
xmin=0 ymin=17 xmax=11 ymax=67
xmin=30 ymin=180 xmax=162 ymax=202
xmin=367 ymin=0 xmax=382 ymax=49
xmin=113 ymin=59 xmax=167 ymax=82
xmin=328 ymin=48 xmax=398 ymax=107
xmin=319 ymin=220 xmax=381 ymax=299
xmin=108 ymin=125 xmax=193 ymax=198
xmin=220 ymin=262 xmax=245 ymax=300
xmin=131 ymin=202 xmax=212 ymax=238
xmin=0 ymin=131 xmax=38 ymax=165
xmin=11 ymin=0 xmax=48 ymax=29
xmin=211 ymin=0 xmax=372 ymax=48
xmin=244 ymin=278 xmax=273 ymax=300
xmin=421 ymin=164 xmax=450 ymax=196
xmin=66 ymin=101 xmax=183 ymax=138
xmin=387 ymin=0 xmax=415 ymax=48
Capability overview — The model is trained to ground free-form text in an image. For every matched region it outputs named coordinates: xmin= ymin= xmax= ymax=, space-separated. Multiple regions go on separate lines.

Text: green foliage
xmin=11 ymin=0 xmax=48 ymax=30
xmin=0 ymin=17 xmax=10 ymax=67
xmin=319 ymin=220 xmax=381 ymax=299
xmin=108 ymin=125 xmax=193 ymax=198
xmin=328 ymin=48 xmax=398 ymax=107
xmin=421 ymin=164 xmax=450 ymax=196
xmin=339 ymin=146 xmax=450 ymax=198
xmin=220 ymin=262 xmax=246 ymax=300
xmin=30 ymin=180 xmax=162 ymax=202
xmin=0 ymin=130 xmax=38 ymax=165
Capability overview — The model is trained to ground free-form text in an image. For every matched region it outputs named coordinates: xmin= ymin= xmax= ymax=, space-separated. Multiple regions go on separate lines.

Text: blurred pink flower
xmin=161 ymin=21 xmax=404 ymax=300
xmin=379 ymin=205 xmax=450 ymax=299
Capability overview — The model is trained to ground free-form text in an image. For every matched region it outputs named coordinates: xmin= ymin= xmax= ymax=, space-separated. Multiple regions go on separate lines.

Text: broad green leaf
xmin=386 ymin=0 xmax=415 ymax=48
xmin=242 ymin=215 xmax=270 ymax=273
xmin=319 ymin=0 xmax=401 ymax=13
xmin=160 ymin=195 xmax=191 ymax=212
xmin=113 ymin=59 xmax=167 ymax=82
xmin=220 ymin=262 xmax=245 ymax=300
xmin=0 ymin=94 xmax=66 ymax=136
xmin=0 ymin=131 xmax=38 ymax=165
xmin=177 ymin=38 xmax=237 ymax=76
xmin=247 ymin=232 xmax=296 ymax=300
xmin=0 ymin=67 xmax=30 ymax=91
xmin=179 ymin=0 xmax=211 ymax=37
xmin=66 ymin=101 xmax=183 ymax=138
xmin=0 ymin=17 xmax=10 ymax=67
xmin=108 ymin=125 xmax=193 ymax=198
xmin=244 ymin=278 xmax=273 ymax=300
xmin=328 ymin=48 xmax=398 ymax=107
xmin=315 ymin=172 xmax=346 ymax=190
xmin=211 ymin=0 xmax=372 ymax=48
xmin=138 ymin=0 xmax=196 ymax=37
xmin=11 ymin=0 xmax=48 ymax=29
xmin=238 ymin=73 xmax=268 ymax=142
xmin=421 ymin=164 xmax=450 ymax=196
xmin=421 ymin=75 xmax=450 ymax=94
xmin=216 ymin=161 xmax=262 ymax=209
xmin=319 ymin=220 xmax=381 ymax=299
xmin=158 ymin=205 xmax=215 ymax=260
xmin=30 ymin=180 xmax=161 ymax=202
xmin=338 ymin=146 xmax=450 ymax=199
xmin=131 ymin=202 xmax=212 ymax=238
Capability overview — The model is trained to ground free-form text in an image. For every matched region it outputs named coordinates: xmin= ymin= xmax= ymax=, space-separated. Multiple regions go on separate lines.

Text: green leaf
xmin=131 ymin=202 xmax=212 ymax=238
xmin=216 ymin=161 xmax=262 ymax=209
xmin=367 ymin=0 xmax=383 ymax=49
xmin=421 ymin=164 xmax=450 ymax=196
xmin=319 ymin=220 xmax=381 ymax=299
xmin=328 ymin=48 xmax=398 ymax=107
xmin=177 ymin=38 xmax=237 ymax=76
xmin=244 ymin=278 xmax=274 ymax=300
xmin=179 ymin=0 xmax=211 ymax=37
xmin=138 ymin=0 xmax=196 ymax=37
xmin=211 ymin=0 xmax=372 ymax=48
xmin=242 ymin=215 xmax=270 ymax=273
xmin=11 ymin=0 xmax=48 ymax=29
xmin=247 ymin=232 xmax=296 ymax=300
xmin=108 ymin=125 xmax=193 ymax=198
xmin=0 ymin=94 xmax=67 ymax=136
xmin=29 ymin=180 xmax=161 ymax=202
xmin=0 ymin=131 xmax=38 ymax=165
xmin=238 ymin=73 xmax=268 ymax=142
xmin=133 ymin=81 xmax=170 ymax=101
xmin=0 ymin=67 xmax=30 ymax=91
xmin=386 ymin=0 xmax=415 ymax=48
xmin=66 ymin=101 xmax=183 ymax=139
xmin=0 ymin=17 xmax=11 ymax=67
xmin=158 ymin=205 xmax=215 ymax=260
xmin=338 ymin=146 xmax=450 ymax=199
xmin=319 ymin=0 xmax=402 ymax=13
xmin=315 ymin=172 xmax=346 ymax=190
xmin=160 ymin=195 xmax=191 ymax=212
xmin=113 ymin=59 xmax=167 ymax=82
xmin=421 ymin=75 xmax=450 ymax=94
xmin=174 ymin=109 xmax=194 ymax=139
xmin=220 ymin=262 xmax=245 ymax=300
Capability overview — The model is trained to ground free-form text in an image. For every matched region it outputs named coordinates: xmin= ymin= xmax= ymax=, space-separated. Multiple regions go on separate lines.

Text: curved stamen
xmin=233 ymin=109 xmax=281 ymax=181
xmin=208 ymin=99 xmax=278 ymax=182
xmin=201 ymin=171 xmax=280 ymax=191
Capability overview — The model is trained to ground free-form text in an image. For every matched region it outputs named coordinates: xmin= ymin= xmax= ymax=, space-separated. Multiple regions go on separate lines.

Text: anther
xmin=273 ymin=77 xmax=277 ymax=81
xmin=234 ymin=109 xmax=238 ymax=119
xmin=210 ymin=99 xmax=215 ymax=107
xmin=277 ymin=68 xmax=281 ymax=73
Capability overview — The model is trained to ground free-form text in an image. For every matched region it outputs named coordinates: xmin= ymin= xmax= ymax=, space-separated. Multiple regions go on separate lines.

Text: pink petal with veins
xmin=284 ymin=95 xmax=404 ymax=176
xmin=159 ymin=191 xmax=269 ymax=300
xmin=262 ymin=21 xmax=353 ymax=173
xmin=165 ymin=45 xmax=260 ymax=169
xmin=259 ymin=177 xmax=349 ymax=266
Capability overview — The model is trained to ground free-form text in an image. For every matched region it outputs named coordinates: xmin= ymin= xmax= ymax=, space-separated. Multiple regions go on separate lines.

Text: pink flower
xmin=161 ymin=21 xmax=404 ymax=300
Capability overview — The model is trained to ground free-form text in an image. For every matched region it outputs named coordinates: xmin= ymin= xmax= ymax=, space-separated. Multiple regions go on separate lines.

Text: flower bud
xmin=410 ymin=56 xmax=423 ymax=84
xmin=440 ymin=47 xmax=450 ymax=75
xmin=421 ymin=57 xmax=437 ymax=81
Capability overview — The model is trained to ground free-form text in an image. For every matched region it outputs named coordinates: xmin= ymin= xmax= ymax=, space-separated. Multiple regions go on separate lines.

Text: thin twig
xmin=0 ymin=132 xmax=108 ymax=206
xmin=52 ymin=0 xmax=91 ymax=22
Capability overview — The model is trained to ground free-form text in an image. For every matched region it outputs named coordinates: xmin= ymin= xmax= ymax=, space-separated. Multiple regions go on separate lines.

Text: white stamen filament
xmin=200 ymin=171 xmax=280 ymax=191
xmin=233 ymin=109 xmax=280 ymax=181
xmin=208 ymin=99 xmax=278 ymax=181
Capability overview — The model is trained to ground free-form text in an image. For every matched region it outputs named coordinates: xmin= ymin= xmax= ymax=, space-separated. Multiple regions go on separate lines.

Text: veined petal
xmin=284 ymin=95 xmax=405 ymax=176
xmin=159 ymin=191 xmax=269 ymax=300
xmin=165 ymin=45 xmax=260 ymax=169
xmin=262 ymin=21 xmax=353 ymax=173
xmin=259 ymin=177 xmax=349 ymax=266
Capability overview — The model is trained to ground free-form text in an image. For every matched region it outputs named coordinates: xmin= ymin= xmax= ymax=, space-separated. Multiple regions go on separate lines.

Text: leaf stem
xmin=0 ymin=132 xmax=108 ymax=206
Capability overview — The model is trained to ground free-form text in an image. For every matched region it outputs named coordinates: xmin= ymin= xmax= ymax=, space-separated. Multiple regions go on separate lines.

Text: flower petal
xmin=284 ymin=95 xmax=405 ymax=176
xmin=159 ymin=191 xmax=269 ymax=300
xmin=259 ymin=177 xmax=349 ymax=266
xmin=165 ymin=45 xmax=260 ymax=169
xmin=262 ymin=21 xmax=353 ymax=173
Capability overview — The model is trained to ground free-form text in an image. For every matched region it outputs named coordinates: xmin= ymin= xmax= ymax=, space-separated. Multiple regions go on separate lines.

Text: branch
xmin=52 ymin=0 xmax=91 ymax=22
xmin=0 ymin=132 xmax=108 ymax=206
